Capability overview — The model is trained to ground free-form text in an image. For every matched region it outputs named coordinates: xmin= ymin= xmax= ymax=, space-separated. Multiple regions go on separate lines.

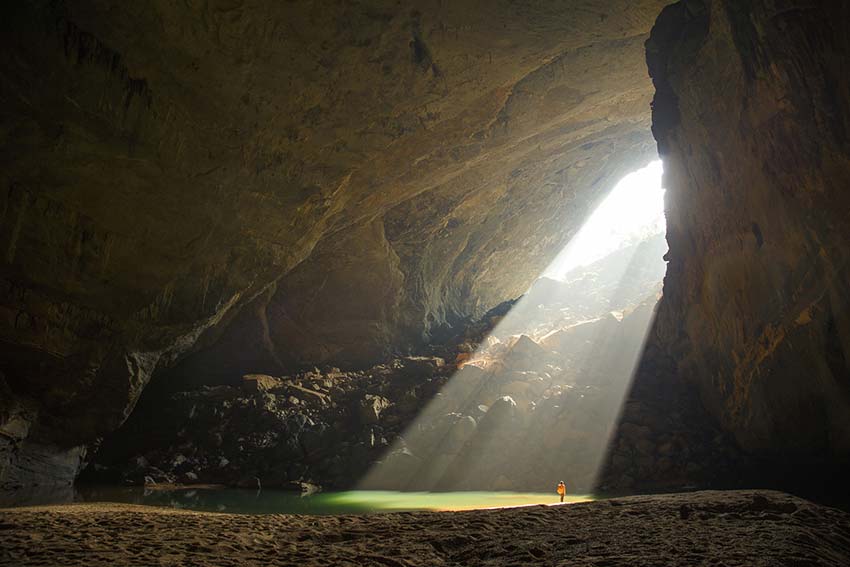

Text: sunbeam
xmin=359 ymin=160 xmax=667 ymax=496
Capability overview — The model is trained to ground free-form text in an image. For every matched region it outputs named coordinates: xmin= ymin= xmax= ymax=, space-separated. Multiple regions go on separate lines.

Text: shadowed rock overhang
xmin=0 ymin=0 xmax=667 ymax=486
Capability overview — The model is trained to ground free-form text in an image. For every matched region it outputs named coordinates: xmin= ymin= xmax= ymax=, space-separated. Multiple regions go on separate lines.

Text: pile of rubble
xmin=85 ymin=234 xmax=739 ymax=493
xmin=85 ymin=294 xmax=738 ymax=495
xmin=83 ymin=357 xmax=451 ymax=490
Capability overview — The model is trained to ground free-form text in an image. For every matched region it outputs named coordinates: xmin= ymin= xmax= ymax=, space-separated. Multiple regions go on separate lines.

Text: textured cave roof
xmin=0 ymin=0 xmax=666 ymax=442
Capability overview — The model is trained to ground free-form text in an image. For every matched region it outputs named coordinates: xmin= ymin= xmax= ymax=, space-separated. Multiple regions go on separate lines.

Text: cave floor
xmin=1 ymin=490 xmax=848 ymax=566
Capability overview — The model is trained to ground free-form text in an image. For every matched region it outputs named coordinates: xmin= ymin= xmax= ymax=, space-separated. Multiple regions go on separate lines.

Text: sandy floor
xmin=1 ymin=490 xmax=849 ymax=566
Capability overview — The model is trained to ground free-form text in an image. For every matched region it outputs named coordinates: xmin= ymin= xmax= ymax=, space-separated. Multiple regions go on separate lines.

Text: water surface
xmin=4 ymin=485 xmax=593 ymax=515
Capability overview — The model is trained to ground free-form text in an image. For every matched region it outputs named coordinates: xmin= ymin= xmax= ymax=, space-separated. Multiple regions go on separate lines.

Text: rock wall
xmin=645 ymin=0 xmax=850 ymax=471
xmin=1 ymin=0 xmax=667 ymax=487
xmin=92 ymin=231 xmax=671 ymax=493
xmin=7 ymin=0 xmax=848 ymax=496
xmin=164 ymin=22 xmax=665 ymax=377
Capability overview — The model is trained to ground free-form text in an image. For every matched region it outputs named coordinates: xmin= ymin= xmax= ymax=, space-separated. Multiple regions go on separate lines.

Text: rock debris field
xmin=1 ymin=490 xmax=849 ymax=566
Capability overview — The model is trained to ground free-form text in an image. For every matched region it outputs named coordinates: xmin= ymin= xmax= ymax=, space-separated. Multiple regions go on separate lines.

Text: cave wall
xmin=646 ymin=0 xmax=850 ymax=464
xmin=5 ymin=0 xmax=848 ymax=494
xmin=126 ymin=0 xmax=668 ymax=379
xmin=1 ymin=0 xmax=667 ymax=487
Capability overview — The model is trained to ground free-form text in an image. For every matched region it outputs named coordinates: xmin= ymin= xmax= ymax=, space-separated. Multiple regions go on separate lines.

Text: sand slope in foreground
xmin=1 ymin=490 xmax=849 ymax=566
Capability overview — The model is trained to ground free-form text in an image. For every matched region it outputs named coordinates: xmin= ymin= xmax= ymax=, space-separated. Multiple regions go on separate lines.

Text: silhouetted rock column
xmin=608 ymin=0 xmax=850 ymax=502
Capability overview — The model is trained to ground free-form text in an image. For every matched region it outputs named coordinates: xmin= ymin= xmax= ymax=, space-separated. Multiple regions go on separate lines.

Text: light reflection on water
xmin=1 ymin=485 xmax=593 ymax=515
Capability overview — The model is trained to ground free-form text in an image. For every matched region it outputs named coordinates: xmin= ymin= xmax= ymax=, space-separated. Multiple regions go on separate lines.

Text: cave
xmin=2 ymin=1 xmax=850 ymax=565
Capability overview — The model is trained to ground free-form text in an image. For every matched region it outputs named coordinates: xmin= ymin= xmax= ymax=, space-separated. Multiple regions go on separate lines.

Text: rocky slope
xmin=84 ymin=357 xmax=451 ymax=490
xmin=86 ymin=326 xmax=735 ymax=494
xmin=0 ymin=1 xmax=669 ymax=487
xmin=84 ymin=239 xmax=739 ymax=495
xmin=640 ymin=0 xmax=850 ymax=488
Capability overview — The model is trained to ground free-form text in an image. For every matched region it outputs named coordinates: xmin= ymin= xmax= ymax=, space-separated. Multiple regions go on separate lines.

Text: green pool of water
xmin=70 ymin=486 xmax=592 ymax=515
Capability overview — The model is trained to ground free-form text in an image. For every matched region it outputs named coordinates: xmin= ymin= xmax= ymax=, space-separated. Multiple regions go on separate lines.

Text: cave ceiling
xmin=0 ymin=0 xmax=666 ymax=449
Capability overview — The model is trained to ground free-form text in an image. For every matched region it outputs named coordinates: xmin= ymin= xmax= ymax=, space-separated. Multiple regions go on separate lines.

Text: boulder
xmin=478 ymin=396 xmax=517 ymax=430
xmin=539 ymin=315 xmax=619 ymax=357
xmin=373 ymin=448 xmax=423 ymax=490
xmin=500 ymin=380 xmax=532 ymax=399
xmin=503 ymin=335 xmax=549 ymax=369
xmin=287 ymin=383 xmax=330 ymax=406
xmin=445 ymin=415 xmax=478 ymax=453
xmin=241 ymin=374 xmax=282 ymax=393
xmin=359 ymin=395 xmax=391 ymax=425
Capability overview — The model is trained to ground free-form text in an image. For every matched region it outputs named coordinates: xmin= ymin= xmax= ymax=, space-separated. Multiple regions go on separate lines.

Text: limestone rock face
xmin=138 ymin=0 xmax=669 ymax=379
xmin=646 ymin=1 xmax=850 ymax=461
xmin=0 ymin=0 xmax=671 ymax=487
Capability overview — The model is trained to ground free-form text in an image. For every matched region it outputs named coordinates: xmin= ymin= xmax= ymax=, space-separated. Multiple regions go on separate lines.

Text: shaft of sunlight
xmin=358 ymin=160 xmax=667 ymax=497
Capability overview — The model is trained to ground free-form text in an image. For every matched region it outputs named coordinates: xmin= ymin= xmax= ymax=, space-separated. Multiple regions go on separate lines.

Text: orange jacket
xmin=556 ymin=483 xmax=566 ymax=495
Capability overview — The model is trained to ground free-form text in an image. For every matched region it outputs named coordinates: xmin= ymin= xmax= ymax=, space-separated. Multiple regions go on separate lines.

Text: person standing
xmin=556 ymin=481 xmax=566 ymax=503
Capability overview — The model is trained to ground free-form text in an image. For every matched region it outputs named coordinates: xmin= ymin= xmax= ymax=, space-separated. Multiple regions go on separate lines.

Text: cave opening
xmin=357 ymin=160 xmax=668 ymax=496
xmin=544 ymin=160 xmax=665 ymax=280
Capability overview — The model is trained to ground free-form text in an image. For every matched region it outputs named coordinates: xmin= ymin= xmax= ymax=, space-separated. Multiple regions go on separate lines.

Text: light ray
xmin=360 ymin=160 xmax=666 ymax=496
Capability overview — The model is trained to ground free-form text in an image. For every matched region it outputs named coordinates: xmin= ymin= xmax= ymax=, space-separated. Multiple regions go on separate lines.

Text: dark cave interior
xmin=1 ymin=1 xmax=850 ymax=565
